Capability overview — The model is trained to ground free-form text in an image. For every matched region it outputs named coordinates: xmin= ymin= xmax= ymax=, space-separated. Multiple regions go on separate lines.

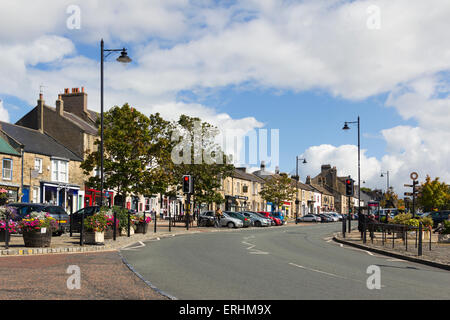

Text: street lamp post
xmin=100 ymin=39 xmax=132 ymax=207
xmin=294 ymin=156 xmax=307 ymax=224
xmin=380 ymin=171 xmax=390 ymax=192
xmin=343 ymin=116 xmax=361 ymax=228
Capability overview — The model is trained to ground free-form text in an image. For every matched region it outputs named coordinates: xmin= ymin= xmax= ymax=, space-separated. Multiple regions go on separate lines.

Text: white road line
xmin=288 ymin=263 xmax=344 ymax=279
xmin=122 ymin=241 xmax=146 ymax=251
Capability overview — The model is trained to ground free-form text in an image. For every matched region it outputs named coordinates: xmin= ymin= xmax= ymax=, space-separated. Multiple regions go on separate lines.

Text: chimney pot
xmin=64 ymin=88 xmax=69 ymax=94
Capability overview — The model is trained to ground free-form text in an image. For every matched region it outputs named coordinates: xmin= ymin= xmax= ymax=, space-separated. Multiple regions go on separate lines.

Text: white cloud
xmin=298 ymin=144 xmax=382 ymax=187
xmin=0 ymin=0 xmax=449 ymax=194
xmin=0 ymin=100 xmax=10 ymax=123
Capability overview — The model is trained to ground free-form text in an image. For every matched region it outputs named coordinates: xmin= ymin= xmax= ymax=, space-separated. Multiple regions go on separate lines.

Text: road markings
xmin=122 ymin=241 xmax=146 ymax=251
xmin=288 ymin=263 xmax=345 ymax=279
xmin=288 ymin=262 xmax=386 ymax=288
xmin=242 ymin=236 xmax=269 ymax=255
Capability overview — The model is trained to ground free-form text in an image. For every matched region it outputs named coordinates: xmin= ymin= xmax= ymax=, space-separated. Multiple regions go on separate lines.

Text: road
xmin=121 ymin=223 xmax=450 ymax=300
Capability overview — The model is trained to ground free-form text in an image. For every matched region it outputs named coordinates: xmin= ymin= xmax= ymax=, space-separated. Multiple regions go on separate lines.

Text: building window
xmin=34 ymin=158 xmax=43 ymax=173
xmin=2 ymin=159 xmax=12 ymax=180
xmin=51 ymin=159 xmax=69 ymax=183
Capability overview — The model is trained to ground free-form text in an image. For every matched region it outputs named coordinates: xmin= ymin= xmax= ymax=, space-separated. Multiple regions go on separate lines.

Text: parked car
xmin=328 ymin=212 xmax=342 ymax=221
xmin=271 ymin=211 xmax=286 ymax=225
xmin=69 ymin=206 xmax=101 ymax=232
xmin=241 ymin=211 xmax=271 ymax=227
xmin=198 ymin=211 xmax=216 ymax=227
xmin=224 ymin=211 xmax=252 ymax=228
xmin=324 ymin=213 xmax=339 ymax=222
xmin=429 ymin=210 xmax=450 ymax=228
xmin=7 ymin=203 xmax=70 ymax=236
xmin=297 ymin=214 xmax=321 ymax=223
xmin=221 ymin=212 xmax=244 ymax=228
xmin=318 ymin=213 xmax=333 ymax=223
xmin=258 ymin=211 xmax=282 ymax=226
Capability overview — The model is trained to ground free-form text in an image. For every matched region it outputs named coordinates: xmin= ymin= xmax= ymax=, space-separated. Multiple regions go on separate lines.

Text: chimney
xmin=37 ymin=93 xmax=45 ymax=133
xmin=60 ymin=87 xmax=89 ymax=119
xmin=56 ymin=95 xmax=64 ymax=116
xmin=260 ymin=161 xmax=266 ymax=170
xmin=306 ymin=175 xmax=311 ymax=185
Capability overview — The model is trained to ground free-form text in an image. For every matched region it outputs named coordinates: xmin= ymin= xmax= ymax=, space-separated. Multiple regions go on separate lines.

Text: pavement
xmin=334 ymin=227 xmax=450 ymax=270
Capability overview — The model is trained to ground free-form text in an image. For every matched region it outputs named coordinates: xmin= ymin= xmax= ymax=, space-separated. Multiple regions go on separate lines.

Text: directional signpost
xmin=404 ymin=172 xmax=419 ymax=218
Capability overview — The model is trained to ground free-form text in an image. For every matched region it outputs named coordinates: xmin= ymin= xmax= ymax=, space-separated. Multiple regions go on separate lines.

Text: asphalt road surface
xmin=121 ymin=223 xmax=450 ymax=300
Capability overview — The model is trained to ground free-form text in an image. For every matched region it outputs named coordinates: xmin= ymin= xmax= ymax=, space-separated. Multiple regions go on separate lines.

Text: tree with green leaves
xmin=380 ymin=189 xmax=399 ymax=208
xmin=259 ymin=173 xmax=297 ymax=211
xmin=417 ymin=176 xmax=449 ymax=212
xmin=81 ymin=104 xmax=156 ymax=207
xmin=170 ymin=115 xmax=234 ymax=207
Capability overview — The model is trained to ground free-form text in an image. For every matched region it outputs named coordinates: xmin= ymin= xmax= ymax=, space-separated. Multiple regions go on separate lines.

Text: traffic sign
xmin=404 ymin=184 xmax=413 ymax=187
xmin=404 ymin=192 xmax=416 ymax=196
xmin=410 ymin=172 xmax=418 ymax=180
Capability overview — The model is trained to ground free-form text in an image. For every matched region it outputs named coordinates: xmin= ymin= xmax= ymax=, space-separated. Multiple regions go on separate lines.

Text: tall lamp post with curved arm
xmin=342 ymin=116 xmax=361 ymax=230
xmin=100 ymin=39 xmax=132 ymax=208
xmin=294 ymin=156 xmax=307 ymax=224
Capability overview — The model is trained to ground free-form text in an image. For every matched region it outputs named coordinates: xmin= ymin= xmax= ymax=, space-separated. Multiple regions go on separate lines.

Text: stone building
xmin=0 ymin=132 xmax=22 ymax=203
xmin=0 ymin=120 xmax=84 ymax=213
xmin=221 ymin=167 xmax=266 ymax=212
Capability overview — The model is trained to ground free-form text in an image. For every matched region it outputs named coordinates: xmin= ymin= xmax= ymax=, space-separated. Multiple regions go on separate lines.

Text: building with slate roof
xmin=0 ymin=121 xmax=84 ymax=213
xmin=0 ymin=132 xmax=22 ymax=202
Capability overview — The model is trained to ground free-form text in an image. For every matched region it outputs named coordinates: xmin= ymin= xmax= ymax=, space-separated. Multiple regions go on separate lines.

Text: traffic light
xmin=182 ymin=175 xmax=194 ymax=194
xmin=345 ymin=179 xmax=354 ymax=196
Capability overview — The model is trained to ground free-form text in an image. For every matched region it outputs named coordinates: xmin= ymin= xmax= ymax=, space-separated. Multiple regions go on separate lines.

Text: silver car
xmin=220 ymin=212 xmax=244 ymax=228
xmin=242 ymin=211 xmax=271 ymax=227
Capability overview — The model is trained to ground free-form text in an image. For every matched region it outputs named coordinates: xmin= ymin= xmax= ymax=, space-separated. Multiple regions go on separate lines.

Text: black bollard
xmin=113 ymin=211 xmax=117 ymax=241
xmin=80 ymin=211 xmax=84 ymax=246
xmin=127 ymin=211 xmax=130 ymax=237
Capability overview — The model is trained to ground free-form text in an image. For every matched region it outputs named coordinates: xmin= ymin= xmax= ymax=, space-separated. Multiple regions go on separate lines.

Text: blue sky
xmin=0 ymin=0 xmax=449 ymax=193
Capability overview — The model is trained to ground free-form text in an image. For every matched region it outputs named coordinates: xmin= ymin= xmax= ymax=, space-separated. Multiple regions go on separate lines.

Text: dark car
xmin=430 ymin=210 xmax=450 ymax=228
xmin=318 ymin=213 xmax=333 ymax=222
xmin=198 ymin=211 xmax=216 ymax=227
xmin=69 ymin=206 xmax=101 ymax=232
xmin=224 ymin=211 xmax=252 ymax=228
xmin=7 ymin=203 xmax=70 ymax=235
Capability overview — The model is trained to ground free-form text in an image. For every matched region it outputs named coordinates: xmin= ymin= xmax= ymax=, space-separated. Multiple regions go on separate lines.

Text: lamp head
xmin=342 ymin=122 xmax=350 ymax=130
xmin=117 ymin=48 xmax=132 ymax=63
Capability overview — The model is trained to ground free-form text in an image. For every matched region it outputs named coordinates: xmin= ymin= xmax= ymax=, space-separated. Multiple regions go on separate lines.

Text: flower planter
xmin=104 ymin=227 xmax=120 ymax=240
xmin=135 ymin=222 xmax=148 ymax=234
xmin=120 ymin=227 xmax=134 ymax=236
xmin=23 ymin=229 xmax=52 ymax=247
xmin=84 ymin=231 xmax=105 ymax=245
xmin=0 ymin=230 xmax=7 ymax=242
xmin=438 ymin=234 xmax=450 ymax=243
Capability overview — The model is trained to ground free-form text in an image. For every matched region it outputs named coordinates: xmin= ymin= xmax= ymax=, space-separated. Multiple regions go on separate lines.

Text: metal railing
xmin=359 ymin=221 xmax=432 ymax=256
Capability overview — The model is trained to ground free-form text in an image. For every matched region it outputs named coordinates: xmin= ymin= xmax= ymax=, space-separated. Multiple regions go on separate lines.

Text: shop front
xmin=0 ymin=183 xmax=19 ymax=203
xmin=225 ymin=195 xmax=237 ymax=211
xmin=41 ymin=182 xmax=81 ymax=213
xmin=84 ymin=188 xmax=114 ymax=208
